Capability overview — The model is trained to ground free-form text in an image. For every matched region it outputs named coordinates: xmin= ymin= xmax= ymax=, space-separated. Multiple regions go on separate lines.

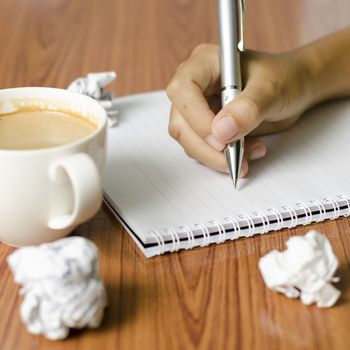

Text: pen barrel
xmin=221 ymin=87 xmax=240 ymax=107
xmin=217 ymin=0 xmax=242 ymax=90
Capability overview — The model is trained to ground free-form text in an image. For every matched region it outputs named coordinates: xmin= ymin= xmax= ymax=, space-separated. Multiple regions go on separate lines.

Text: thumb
xmin=209 ymin=84 xmax=271 ymax=146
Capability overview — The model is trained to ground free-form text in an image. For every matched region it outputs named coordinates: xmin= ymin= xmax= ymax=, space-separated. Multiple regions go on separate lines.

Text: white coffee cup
xmin=0 ymin=87 xmax=107 ymax=246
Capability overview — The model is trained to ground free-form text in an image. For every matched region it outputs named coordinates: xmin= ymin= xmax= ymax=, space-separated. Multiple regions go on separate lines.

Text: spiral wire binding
xmin=150 ymin=230 xmax=161 ymax=256
xmin=209 ymin=220 xmax=226 ymax=244
xmin=296 ymin=202 xmax=313 ymax=225
xmin=267 ymin=208 xmax=284 ymax=231
xmin=324 ymin=197 xmax=340 ymax=220
xmin=338 ymin=194 xmax=350 ymax=217
xmin=238 ymin=214 xmax=255 ymax=237
xmin=148 ymin=195 xmax=350 ymax=256
xmin=253 ymin=210 xmax=270 ymax=234
xmin=180 ymin=225 xmax=195 ymax=250
xmin=281 ymin=205 xmax=298 ymax=228
xmin=164 ymin=227 xmax=181 ymax=252
xmin=223 ymin=216 xmax=241 ymax=240
xmin=195 ymin=223 xmax=211 ymax=247
xmin=310 ymin=199 xmax=326 ymax=222
xmin=150 ymin=230 xmax=165 ymax=255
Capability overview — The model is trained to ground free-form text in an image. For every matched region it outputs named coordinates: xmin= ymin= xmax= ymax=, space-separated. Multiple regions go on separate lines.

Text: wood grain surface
xmin=1 ymin=0 xmax=350 ymax=349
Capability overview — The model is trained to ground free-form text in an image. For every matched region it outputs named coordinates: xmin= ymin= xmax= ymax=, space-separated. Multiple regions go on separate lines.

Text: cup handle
xmin=48 ymin=153 xmax=102 ymax=230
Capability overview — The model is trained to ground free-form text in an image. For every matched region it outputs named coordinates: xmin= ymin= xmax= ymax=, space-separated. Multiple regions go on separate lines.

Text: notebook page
xmin=103 ymin=91 xmax=350 ymax=242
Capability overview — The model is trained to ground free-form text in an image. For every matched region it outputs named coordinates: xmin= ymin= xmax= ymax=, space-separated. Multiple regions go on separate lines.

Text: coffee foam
xmin=5 ymin=98 xmax=98 ymax=128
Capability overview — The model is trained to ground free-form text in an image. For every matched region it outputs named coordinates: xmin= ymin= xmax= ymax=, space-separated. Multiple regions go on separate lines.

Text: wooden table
xmin=1 ymin=0 xmax=350 ymax=349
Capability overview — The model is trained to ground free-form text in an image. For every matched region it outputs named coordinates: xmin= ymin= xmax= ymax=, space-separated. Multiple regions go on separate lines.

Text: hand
xmin=166 ymin=44 xmax=313 ymax=175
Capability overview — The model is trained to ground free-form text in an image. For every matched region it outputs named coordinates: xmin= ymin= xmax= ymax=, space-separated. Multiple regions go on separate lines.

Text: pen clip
xmin=238 ymin=0 xmax=245 ymax=52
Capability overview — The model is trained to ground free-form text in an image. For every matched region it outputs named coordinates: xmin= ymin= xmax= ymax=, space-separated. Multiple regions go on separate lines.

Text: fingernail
xmin=205 ymin=134 xmax=225 ymax=151
xmin=250 ymin=144 xmax=267 ymax=160
xmin=213 ymin=116 xmax=239 ymax=142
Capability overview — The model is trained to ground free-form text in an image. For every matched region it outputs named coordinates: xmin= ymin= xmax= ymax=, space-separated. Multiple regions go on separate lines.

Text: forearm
xmin=298 ymin=27 xmax=350 ymax=105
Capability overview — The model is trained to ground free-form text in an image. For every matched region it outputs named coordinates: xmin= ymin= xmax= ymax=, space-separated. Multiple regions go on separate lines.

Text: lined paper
xmin=103 ymin=91 xmax=350 ymax=243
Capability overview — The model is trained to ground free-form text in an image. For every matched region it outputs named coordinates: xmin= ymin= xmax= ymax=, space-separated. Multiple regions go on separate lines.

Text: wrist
xmin=295 ymin=28 xmax=350 ymax=106
xmin=293 ymin=45 xmax=327 ymax=108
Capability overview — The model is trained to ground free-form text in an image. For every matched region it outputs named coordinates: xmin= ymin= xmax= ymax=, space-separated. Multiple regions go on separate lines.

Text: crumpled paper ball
xmin=68 ymin=71 xmax=118 ymax=127
xmin=259 ymin=230 xmax=340 ymax=308
xmin=7 ymin=237 xmax=108 ymax=340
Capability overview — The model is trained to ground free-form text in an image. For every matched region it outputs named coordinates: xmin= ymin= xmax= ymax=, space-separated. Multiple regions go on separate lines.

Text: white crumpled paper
xmin=259 ymin=230 xmax=341 ymax=308
xmin=68 ymin=71 xmax=118 ymax=127
xmin=7 ymin=237 xmax=108 ymax=340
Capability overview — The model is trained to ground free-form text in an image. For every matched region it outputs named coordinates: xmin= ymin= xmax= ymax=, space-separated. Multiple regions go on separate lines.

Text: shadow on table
xmin=334 ymin=263 xmax=350 ymax=307
xmin=68 ymin=281 xmax=150 ymax=339
xmin=105 ymin=281 xmax=150 ymax=328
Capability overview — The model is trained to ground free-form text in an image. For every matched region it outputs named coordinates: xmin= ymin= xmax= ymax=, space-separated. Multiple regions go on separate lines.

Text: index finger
xmin=166 ymin=44 xmax=220 ymax=138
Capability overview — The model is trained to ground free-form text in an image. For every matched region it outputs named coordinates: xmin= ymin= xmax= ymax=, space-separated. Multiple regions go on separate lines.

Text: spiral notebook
xmin=103 ymin=91 xmax=350 ymax=258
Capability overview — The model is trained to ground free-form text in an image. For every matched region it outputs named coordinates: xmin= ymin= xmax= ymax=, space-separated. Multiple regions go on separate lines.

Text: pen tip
xmin=233 ymin=178 xmax=238 ymax=189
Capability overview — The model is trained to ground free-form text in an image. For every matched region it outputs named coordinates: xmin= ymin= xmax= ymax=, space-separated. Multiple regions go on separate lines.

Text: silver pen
xmin=217 ymin=0 xmax=245 ymax=189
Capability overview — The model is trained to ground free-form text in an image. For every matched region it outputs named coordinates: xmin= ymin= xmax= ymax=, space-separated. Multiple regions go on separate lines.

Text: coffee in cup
xmin=0 ymin=110 xmax=97 ymax=150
